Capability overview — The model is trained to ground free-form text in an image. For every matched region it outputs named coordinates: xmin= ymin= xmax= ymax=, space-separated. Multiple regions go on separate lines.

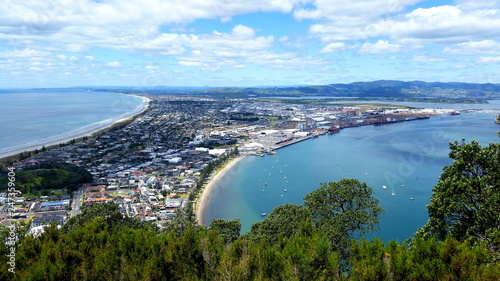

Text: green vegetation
xmin=2 ymin=139 xmax=500 ymax=279
xmin=196 ymin=80 xmax=499 ymax=103
xmin=0 ymin=162 xmax=93 ymax=196
xmin=417 ymin=140 xmax=500 ymax=257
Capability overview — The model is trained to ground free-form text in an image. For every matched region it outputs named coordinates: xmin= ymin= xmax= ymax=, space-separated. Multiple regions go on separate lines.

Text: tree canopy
xmin=418 ymin=140 xmax=500 ymax=256
xmin=0 ymin=162 xmax=93 ymax=195
xmin=245 ymin=203 xmax=311 ymax=245
xmin=304 ymin=179 xmax=384 ymax=247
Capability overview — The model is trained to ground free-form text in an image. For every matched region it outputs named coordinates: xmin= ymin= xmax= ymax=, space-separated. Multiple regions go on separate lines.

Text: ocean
xmin=203 ymin=103 xmax=500 ymax=242
xmin=0 ymin=89 xmax=145 ymax=157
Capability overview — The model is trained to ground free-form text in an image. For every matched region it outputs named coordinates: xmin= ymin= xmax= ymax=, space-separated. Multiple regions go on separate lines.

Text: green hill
xmin=0 ymin=162 xmax=93 ymax=196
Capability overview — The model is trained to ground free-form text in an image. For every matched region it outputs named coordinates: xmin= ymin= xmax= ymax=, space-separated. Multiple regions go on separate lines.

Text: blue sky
xmin=1 ymin=0 xmax=500 ymax=88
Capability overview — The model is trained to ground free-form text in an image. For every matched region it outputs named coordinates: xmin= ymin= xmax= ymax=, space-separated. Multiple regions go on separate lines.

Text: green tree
xmin=63 ymin=202 xmax=151 ymax=233
xmin=418 ymin=140 xmax=500 ymax=255
xmin=209 ymin=218 xmax=241 ymax=244
xmin=304 ymin=179 xmax=383 ymax=260
xmin=246 ymin=203 xmax=311 ymax=245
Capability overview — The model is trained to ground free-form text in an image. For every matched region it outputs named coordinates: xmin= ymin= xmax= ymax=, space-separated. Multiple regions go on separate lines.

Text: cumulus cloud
xmin=296 ymin=0 xmax=421 ymax=41
xmin=412 ymin=55 xmax=445 ymax=62
xmin=476 ymin=56 xmax=500 ymax=64
xmin=358 ymin=40 xmax=403 ymax=54
xmin=0 ymin=48 xmax=50 ymax=58
xmin=106 ymin=61 xmax=122 ymax=67
xmin=366 ymin=5 xmax=500 ymax=44
xmin=171 ymin=25 xmax=321 ymax=70
xmin=320 ymin=42 xmax=351 ymax=53
xmin=443 ymin=40 xmax=500 ymax=55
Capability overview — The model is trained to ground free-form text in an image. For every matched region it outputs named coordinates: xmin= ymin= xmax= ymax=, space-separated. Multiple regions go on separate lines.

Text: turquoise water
xmin=0 ymin=89 xmax=145 ymax=156
xmin=203 ymin=111 xmax=500 ymax=242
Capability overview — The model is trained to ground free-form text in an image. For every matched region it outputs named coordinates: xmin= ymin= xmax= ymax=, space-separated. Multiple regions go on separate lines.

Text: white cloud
xmin=296 ymin=0 xmax=421 ymax=41
xmin=443 ymin=40 xmax=500 ymax=55
xmin=412 ymin=55 xmax=445 ymax=62
xmin=320 ymin=42 xmax=351 ymax=53
xmin=366 ymin=5 xmax=500 ymax=44
xmin=0 ymin=48 xmax=50 ymax=58
xmin=456 ymin=0 xmax=500 ymax=10
xmin=476 ymin=56 xmax=500 ymax=64
xmin=358 ymin=40 xmax=403 ymax=54
xmin=279 ymin=36 xmax=289 ymax=42
xmin=173 ymin=25 xmax=299 ymax=70
xmin=145 ymin=65 xmax=161 ymax=70
xmin=106 ymin=61 xmax=122 ymax=67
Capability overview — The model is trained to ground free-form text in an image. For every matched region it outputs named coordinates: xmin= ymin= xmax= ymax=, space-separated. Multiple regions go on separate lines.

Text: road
xmin=70 ymin=187 xmax=84 ymax=218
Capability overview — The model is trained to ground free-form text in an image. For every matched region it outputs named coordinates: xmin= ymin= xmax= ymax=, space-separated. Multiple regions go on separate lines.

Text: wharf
xmin=271 ymin=135 xmax=313 ymax=151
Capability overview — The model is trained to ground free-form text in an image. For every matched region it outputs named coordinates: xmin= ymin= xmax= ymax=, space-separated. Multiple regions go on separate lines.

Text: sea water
xmin=203 ymin=109 xmax=500 ymax=242
xmin=0 ymin=89 xmax=145 ymax=156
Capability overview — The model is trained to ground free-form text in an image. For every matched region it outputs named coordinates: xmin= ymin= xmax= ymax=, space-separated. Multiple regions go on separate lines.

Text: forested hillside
xmin=0 ymin=162 xmax=93 ymax=196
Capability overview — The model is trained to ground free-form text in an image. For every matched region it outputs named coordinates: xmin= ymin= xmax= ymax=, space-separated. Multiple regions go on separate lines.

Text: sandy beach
xmin=0 ymin=94 xmax=151 ymax=161
xmin=196 ymin=156 xmax=245 ymax=225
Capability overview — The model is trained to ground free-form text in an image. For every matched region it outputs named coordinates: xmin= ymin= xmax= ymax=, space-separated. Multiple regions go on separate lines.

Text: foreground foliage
xmin=2 ymin=176 xmax=499 ymax=280
xmin=1 ymin=217 xmax=498 ymax=281
xmin=418 ymin=140 xmax=500 ymax=258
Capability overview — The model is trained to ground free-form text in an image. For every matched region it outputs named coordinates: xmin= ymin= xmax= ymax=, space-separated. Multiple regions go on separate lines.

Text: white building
xmin=168 ymin=157 xmax=182 ymax=164
xmin=209 ymin=149 xmax=226 ymax=156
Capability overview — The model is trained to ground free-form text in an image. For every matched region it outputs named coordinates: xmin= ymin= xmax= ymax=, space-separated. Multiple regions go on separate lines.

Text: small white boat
xmin=391 ymin=192 xmax=396 ymax=196
xmin=382 ymin=185 xmax=387 ymax=189
xmin=284 ymin=189 xmax=287 ymax=192
xmin=410 ymin=197 xmax=414 ymax=200
xmin=261 ymin=213 xmax=267 ymax=216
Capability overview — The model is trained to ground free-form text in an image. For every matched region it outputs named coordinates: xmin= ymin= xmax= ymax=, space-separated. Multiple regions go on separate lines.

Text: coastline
xmin=0 ymin=94 xmax=151 ymax=162
xmin=196 ymin=156 xmax=245 ymax=225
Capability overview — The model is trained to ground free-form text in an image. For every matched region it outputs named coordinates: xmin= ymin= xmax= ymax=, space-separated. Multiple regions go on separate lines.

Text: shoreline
xmin=0 ymin=94 xmax=151 ymax=162
xmin=196 ymin=156 xmax=245 ymax=225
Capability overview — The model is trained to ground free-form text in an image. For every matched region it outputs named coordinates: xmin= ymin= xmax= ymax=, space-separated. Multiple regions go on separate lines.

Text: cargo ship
xmin=328 ymin=126 xmax=341 ymax=134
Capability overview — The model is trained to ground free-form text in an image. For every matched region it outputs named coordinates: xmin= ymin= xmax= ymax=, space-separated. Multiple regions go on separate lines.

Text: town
xmin=0 ymin=95 xmax=457 ymax=235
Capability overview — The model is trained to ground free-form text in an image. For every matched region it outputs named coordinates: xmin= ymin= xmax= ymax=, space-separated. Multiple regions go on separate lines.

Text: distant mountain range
xmin=79 ymin=80 xmax=500 ymax=102
xmin=196 ymin=80 xmax=500 ymax=102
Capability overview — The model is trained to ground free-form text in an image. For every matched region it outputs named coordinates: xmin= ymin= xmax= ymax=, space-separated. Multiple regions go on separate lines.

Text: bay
xmin=203 ymin=110 xmax=500 ymax=242
xmin=0 ymin=89 xmax=145 ymax=156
